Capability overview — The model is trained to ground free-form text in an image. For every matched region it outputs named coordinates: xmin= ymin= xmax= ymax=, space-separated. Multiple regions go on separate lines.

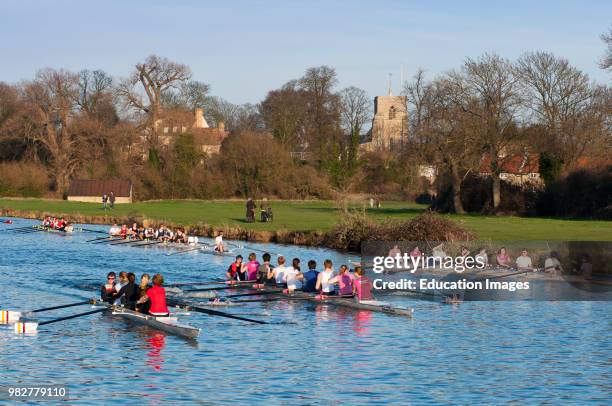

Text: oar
xmin=91 ymin=237 xmax=120 ymax=244
xmin=229 ymin=296 xmax=315 ymax=303
xmin=168 ymin=299 xmax=267 ymax=324
xmin=85 ymin=236 xmax=110 ymax=243
xmin=167 ymin=247 xmax=202 ymax=256
xmin=30 ymin=300 xmax=93 ymax=313
xmin=109 ymin=239 xmax=141 ymax=245
xmin=183 ymin=282 xmax=260 ymax=292
xmin=170 ymin=280 xmax=253 ymax=288
xmin=14 ymin=308 xmax=107 ymax=334
xmin=2 ymin=300 xmax=93 ymax=324
xmin=80 ymin=228 xmax=108 ymax=235
xmin=132 ymin=241 xmax=162 ymax=248
xmin=0 ymin=226 xmax=34 ymax=233
xmin=223 ymin=290 xmax=284 ymax=298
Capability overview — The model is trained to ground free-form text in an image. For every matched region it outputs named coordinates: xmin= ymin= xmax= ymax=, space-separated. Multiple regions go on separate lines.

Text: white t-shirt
xmin=284 ymin=268 xmax=303 ymax=290
xmin=544 ymin=257 xmax=561 ymax=272
xmin=109 ymin=226 xmax=120 ymax=236
xmin=274 ymin=266 xmax=289 ymax=285
xmin=215 ymin=235 xmax=223 ymax=245
xmin=516 ymin=255 xmax=533 ymax=269
xmin=188 ymin=236 xmax=199 ymax=245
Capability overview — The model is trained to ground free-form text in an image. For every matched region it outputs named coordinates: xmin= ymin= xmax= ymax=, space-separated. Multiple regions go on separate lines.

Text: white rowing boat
xmin=100 ymin=303 xmax=200 ymax=339
xmin=203 ymin=284 xmax=414 ymax=317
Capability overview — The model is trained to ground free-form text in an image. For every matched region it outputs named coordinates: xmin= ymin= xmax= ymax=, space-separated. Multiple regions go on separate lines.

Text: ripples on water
xmin=0 ymin=219 xmax=610 ymax=405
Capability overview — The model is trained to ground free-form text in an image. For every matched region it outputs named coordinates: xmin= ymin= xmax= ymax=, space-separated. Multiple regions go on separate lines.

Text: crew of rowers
xmin=225 ymin=253 xmax=373 ymax=301
xmin=387 ymin=243 xmax=559 ymax=273
xmin=100 ymin=271 xmax=169 ymax=316
xmin=107 ymin=223 xmax=228 ymax=252
xmin=41 ymin=216 xmax=74 ymax=232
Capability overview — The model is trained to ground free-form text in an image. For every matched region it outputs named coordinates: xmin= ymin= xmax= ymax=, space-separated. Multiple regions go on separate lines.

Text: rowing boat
xmin=204 ymin=284 xmax=414 ymax=317
xmin=98 ymin=302 xmax=200 ymax=339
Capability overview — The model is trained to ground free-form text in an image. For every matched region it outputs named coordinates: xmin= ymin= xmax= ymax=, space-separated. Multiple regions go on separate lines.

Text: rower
xmin=114 ymin=272 xmax=139 ymax=310
xmin=245 ymin=253 xmax=260 ymax=281
xmin=187 ymin=232 xmax=199 ymax=246
xmin=114 ymin=272 xmax=128 ymax=305
xmin=119 ymin=224 xmax=128 ymax=239
xmin=227 ymin=255 xmax=247 ymax=281
xmin=174 ymin=228 xmax=187 ymax=244
xmin=156 ymin=224 xmax=171 ymax=243
xmin=100 ymin=272 xmax=117 ymax=304
xmin=302 ymin=260 xmax=319 ymax=293
xmin=128 ymin=222 xmax=138 ymax=238
xmin=328 ymin=265 xmax=354 ymax=296
xmin=268 ymin=256 xmax=290 ymax=286
xmin=256 ymin=253 xmax=274 ymax=286
xmin=283 ymin=258 xmax=303 ymax=293
xmin=352 ymin=267 xmax=373 ymax=301
xmin=144 ymin=274 xmax=169 ymax=317
xmin=315 ymin=259 xmax=336 ymax=295
xmin=137 ymin=273 xmax=151 ymax=313
xmin=108 ymin=223 xmax=121 ymax=237
xmin=145 ymin=227 xmax=155 ymax=240
xmin=214 ymin=232 xmax=225 ymax=252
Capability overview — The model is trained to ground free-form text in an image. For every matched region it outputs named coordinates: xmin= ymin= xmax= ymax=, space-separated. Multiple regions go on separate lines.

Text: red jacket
xmin=146 ymin=285 xmax=168 ymax=314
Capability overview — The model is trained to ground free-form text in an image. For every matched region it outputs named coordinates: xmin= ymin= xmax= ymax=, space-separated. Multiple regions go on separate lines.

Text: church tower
xmin=368 ymin=88 xmax=408 ymax=151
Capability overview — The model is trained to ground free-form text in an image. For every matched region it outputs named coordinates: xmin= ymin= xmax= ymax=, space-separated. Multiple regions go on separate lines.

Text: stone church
xmin=360 ymin=90 xmax=408 ymax=152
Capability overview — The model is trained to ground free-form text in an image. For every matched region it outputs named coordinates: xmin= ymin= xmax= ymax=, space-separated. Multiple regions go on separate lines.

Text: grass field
xmin=1 ymin=198 xmax=611 ymax=241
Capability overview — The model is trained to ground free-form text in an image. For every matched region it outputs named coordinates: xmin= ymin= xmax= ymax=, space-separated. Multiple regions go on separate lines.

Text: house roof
xmin=480 ymin=154 xmax=539 ymax=174
xmin=68 ymin=179 xmax=132 ymax=197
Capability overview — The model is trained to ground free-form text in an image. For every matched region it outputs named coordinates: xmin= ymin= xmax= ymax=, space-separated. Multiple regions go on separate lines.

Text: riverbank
xmin=2 ymin=198 xmax=612 ymax=245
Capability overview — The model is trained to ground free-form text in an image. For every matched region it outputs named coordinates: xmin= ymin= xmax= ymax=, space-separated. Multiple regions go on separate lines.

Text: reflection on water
xmin=0 ymin=219 xmax=610 ymax=404
xmin=145 ymin=333 xmax=166 ymax=371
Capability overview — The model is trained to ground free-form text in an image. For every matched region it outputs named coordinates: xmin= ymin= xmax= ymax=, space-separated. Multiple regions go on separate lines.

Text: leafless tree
xmin=425 ymin=79 xmax=481 ymax=214
xmin=116 ymin=55 xmax=191 ymax=135
xmin=515 ymin=51 xmax=599 ymax=166
xmin=260 ymin=83 xmax=307 ymax=146
xmin=19 ymin=68 xmax=81 ymax=192
xmin=447 ymin=53 xmax=523 ymax=209
xmin=404 ymin=69 xmax=433 ymax=144
xmin=601 ymin=26 xmax=612 ymax=71
xmin=339 ymin=86 xmax=371 ymax=137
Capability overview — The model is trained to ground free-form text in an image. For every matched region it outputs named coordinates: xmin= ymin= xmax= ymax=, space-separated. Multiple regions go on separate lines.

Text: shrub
xmin=0 ymin=162 xmax=49 ymax=197
xmin=325 ymin=210 xmax=474 ymax=251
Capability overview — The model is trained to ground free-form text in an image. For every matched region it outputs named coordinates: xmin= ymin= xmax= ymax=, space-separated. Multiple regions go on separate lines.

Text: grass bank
xmin=1 ymin=198 xmax=611 ymax=242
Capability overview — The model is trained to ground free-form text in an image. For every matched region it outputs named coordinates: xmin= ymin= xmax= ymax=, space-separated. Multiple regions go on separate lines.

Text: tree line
xmin=0 ymin=41 xmax=610 ymax=216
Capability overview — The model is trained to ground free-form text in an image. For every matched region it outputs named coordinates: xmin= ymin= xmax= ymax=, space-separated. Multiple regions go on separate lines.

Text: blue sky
xmin=1 ymin=0 xmax=610 ymax=104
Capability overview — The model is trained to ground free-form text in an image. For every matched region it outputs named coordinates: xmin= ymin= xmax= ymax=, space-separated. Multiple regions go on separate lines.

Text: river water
xmin=0 ymin=219 xmax=610 ymax=405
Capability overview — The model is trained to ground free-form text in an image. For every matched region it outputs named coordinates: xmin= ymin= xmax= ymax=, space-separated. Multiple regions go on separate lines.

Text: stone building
xmin=152 ymin=108 xmax=229 ymax=155
xmin=360 ymin=90 xmax=408 ymax=152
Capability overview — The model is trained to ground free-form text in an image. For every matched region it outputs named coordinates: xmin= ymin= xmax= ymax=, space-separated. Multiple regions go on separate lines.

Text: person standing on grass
xmin=109 ymin=191 xmax=115 ymax=209
xmin=246 ymin=198 xmax=256 ymax=222
xmin=102 ymin=193 xmax=108 ymax=209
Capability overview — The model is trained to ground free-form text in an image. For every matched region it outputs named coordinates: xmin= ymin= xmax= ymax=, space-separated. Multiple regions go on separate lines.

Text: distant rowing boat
xmin=97 ymin=302 xmax=200 ymax=339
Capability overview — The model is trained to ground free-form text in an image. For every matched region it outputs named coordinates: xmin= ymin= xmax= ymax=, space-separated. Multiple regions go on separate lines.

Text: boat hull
xmin=106 ymin=306 xmax=200 ymax=339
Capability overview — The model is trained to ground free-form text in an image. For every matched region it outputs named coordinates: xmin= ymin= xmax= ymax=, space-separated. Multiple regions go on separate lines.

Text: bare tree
xmin=516 ymin=51 xmax=597 ymax=166
xmin=447 ymin=53 xmax=522 ymax=209
xmin=601 ymin=25 xmax=612 ymax=71
xmin=116 ymin=55 xmax=191 ymax=135
xmin=339 ymin=86 xmax=371 ymax=137
xmin=77 ymin=69 xmax=117 ymax=126
xmin=260 ymin=83 xmax=307 ymax=146
xmin=425 ymin=79 xmax=481 ymax=214
xmin=20 ymin=68 xmax=81 ymax=192
xmin=404 ymin=69 xmax=433 ymax=144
